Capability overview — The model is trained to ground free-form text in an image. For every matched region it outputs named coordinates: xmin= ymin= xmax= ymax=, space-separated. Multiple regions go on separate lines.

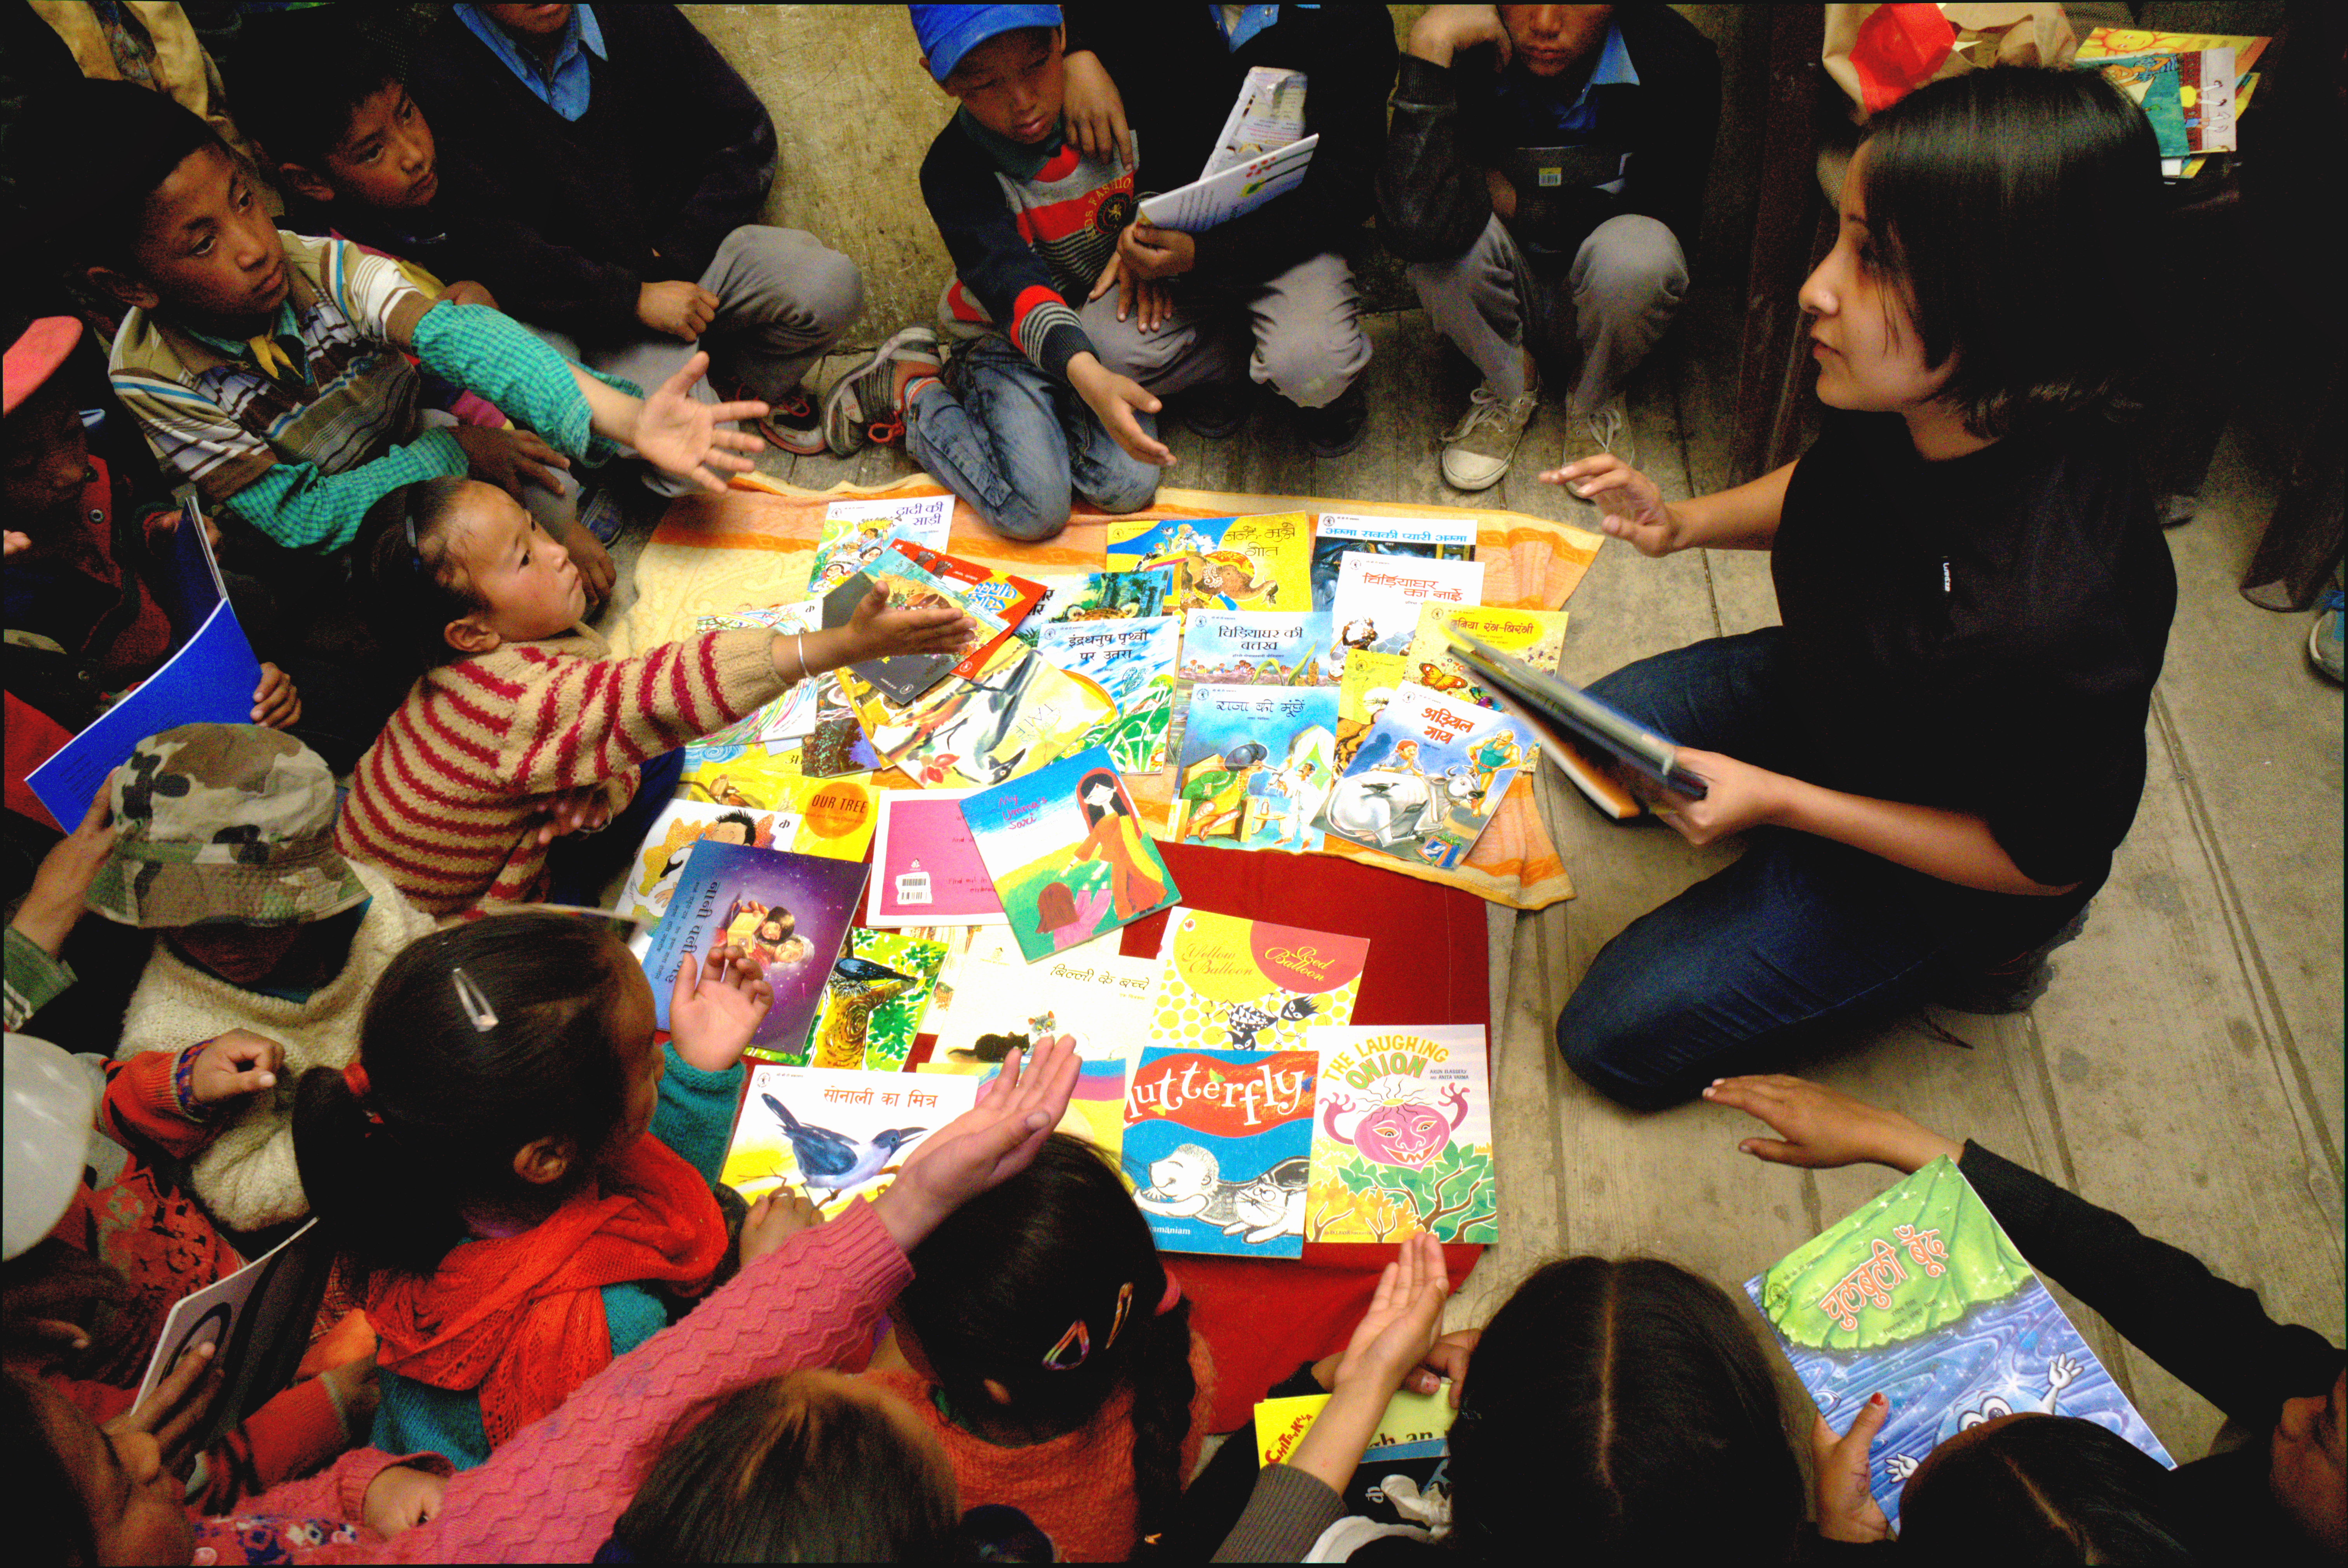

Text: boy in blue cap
xmin=821 ymin=6 xmax=1171 ymax=542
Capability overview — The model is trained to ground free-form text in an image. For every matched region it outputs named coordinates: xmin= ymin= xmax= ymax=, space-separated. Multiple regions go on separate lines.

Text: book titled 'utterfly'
xmin=1124 ymin=1046 xmax=1317 ymax=1258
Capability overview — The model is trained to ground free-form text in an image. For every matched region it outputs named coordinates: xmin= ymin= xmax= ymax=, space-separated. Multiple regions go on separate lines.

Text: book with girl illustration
xmin=1315 ymin=683 xmax=1537 ymax=869
xmin=721 ymin=1064 xmax=977 ymax=1217
xmin=634 ymin=839 xmax=869 ymax=1062
xmin=1169 ymin=684 xmax=1341 ymax=854
xmin=1308 ymin=511 xmax=1479 ymax=612
xmin=1143 ymin=908 xmax=1366 ymax=1054
xmin=1122 ymin=1045 xmax=1318 ymax=1258
xmin=1033 ymin=614 xmax=1182 ymax=774
xmin=801 ymin=928 xmax=949 ymax=1072
xmin=1308 ymin=1026 xmax=1496 ymax=1244
xmin=1106 ymin=512 xmax=1313 ymax=613
xmin=958 ymin=747 xmax=1179 ymax=962
xmin=1746 ymin=1157 xmax=2174 ymax=1531
xmin=1328 ymin=553 xmax=1485 ymax=658
xmin=1014 ymin=569 xmax=1172 ymax=645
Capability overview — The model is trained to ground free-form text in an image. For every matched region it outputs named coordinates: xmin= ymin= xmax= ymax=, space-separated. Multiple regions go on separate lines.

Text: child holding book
xmin=334 ymin=475 xmax=968 ymax=915
xmin=1541 ymin=69 xmax=2177 ymax=1109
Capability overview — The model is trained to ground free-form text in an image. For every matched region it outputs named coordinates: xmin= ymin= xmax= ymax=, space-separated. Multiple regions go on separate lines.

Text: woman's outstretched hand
xmin=1540 ymin=453 xmax=1686 ymax=555
xmin=1704 ymin=1075 xmax=1963 ymax=1174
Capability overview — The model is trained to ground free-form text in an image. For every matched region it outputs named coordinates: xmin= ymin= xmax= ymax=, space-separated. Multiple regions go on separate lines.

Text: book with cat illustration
xmin=925 ymin=926 xmax=1160 ymax=1070
xmin=1169 ymin=684 xmax=1341 ymax=854
xmin=1143 ymin=907 xmax=1366 ymax=1055
xmin=801 ymin=928 xmax=949 ymax=1072
xmin=1033 ymin=614 xmax=1181 ymax=774
xmin=1308 ymin=1026 xmax=1496 ymax=1244
xmin=720 ymin=1064 xmax=977 ymax=1218
xmin=1015 ymin=569 xmax=1172 ymax=646
xmin=1308 ymin=511 xmax=1478 ymax=613
xmin=1313 ymin=682 xmax=1537 ymax=870
xmin=958 ymin=747 xmax=1180 ymax=963
xmin=1746 ymin=1157 xmax=2174 ymax=1532
xmin=1106 ymin=512 xmax=1313 ymax=613
xmin=1122 ymin=1045 xmax=1317 ymax=1258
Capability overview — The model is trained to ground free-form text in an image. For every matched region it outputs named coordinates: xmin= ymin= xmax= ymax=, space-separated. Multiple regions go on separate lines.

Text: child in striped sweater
xmin=335 ymin=477 xmax=968 ymax=915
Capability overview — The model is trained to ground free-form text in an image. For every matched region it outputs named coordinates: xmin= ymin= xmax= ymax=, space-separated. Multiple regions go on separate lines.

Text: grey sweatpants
xmin=1082 ymin=249 xmax=1371 ymax=409
xmin=1408 ymin=212 xmax=1686 ymax=416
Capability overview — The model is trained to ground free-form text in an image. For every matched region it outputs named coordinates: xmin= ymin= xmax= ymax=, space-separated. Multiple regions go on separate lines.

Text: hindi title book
xmin=887 ymin=540 xmax=1045 ymax=680
xmin=616 ymin=790 xmax=874 ymax=925
xmin=1144 ymin=907 xmax=1366 ymax=1054
xmin=1014 ymin=570 xmax=1172 ymax=646
xmin=1309 ymin=1026 xmax=1496 ymax=1244
xmin=721 ymin=1064 xmax=977 ymax=1217
xmin=1106 ymin=512 xmax=1312 ymax=613
xmin=1169 ymin=684 xmax=1341 ymax=854
xmin=1123 ymin=1046 xmax=1317 ymax=1258
xmin=1315 ymin=683 xmax=1535 ymax=870
xmin=694 ymin=600 xmax=822 ymax=747
xmin=1034 ymin=614 xmax=1182 ymax=774
xmin=1253 ymin=1387 xmax=1456 ymax=1528
xmin=1747 ymin=1158 xmax=2175 ymax=1532
xmin=636 ymin=840 xmax=868 ymax=1062
xmin=1308 ymin=512 xmax=1478 ymax=613
xmin=958 ymin=747 xmax=1180 ymax=962
xmin=867 ymin=788 xmax=1007 ymax=928
xmin=1403 ymin=604 xmax=1569 ymax=708
xmin=926 ymin=926 xmax=1160 ymax=1070
xmin=1334 ymin=648 xmax=1411 ymax=773
xmin=841 ymin=639 xmax=1114 ymax=791
xmin=809 ymin=494 xmax=953 ymax=596
xmin=1167 ymin=610 xmax=1334 ymax=781
xmin=803 ymin=928 xmax=949 ymax=1072
xmin=1329 ymin=553 xmax=1486 ymax=657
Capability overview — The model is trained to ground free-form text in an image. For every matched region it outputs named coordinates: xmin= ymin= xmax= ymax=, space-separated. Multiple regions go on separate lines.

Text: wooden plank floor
xmin=625 ymin=303 xmax=2344 ymax=1461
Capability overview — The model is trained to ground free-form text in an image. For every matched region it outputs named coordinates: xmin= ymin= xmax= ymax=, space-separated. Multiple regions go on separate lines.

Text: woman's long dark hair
xmin=1899 ymin=1413 xmax=2196 ymax=1561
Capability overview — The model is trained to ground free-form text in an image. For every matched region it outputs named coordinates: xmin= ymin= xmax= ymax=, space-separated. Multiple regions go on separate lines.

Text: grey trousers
xmin=1082 ymin=249 xmax=1371 ymax=409
xmin=530 ymin=224 xmax=862 ymax=493
xmin=1408 ymin=212 xmax=1686 ymax=415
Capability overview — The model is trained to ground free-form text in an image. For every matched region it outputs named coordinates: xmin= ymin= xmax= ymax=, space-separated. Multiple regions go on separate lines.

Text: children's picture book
xmin=1144 ymin=907 xmax=1367 ymax=1053
xmin=1747 ymin=1157 xmax=2175 ymax=1532
xmin=1123 ymin=1046 xmax=1317 ymax=1257
xmin=803 ymin=928 xmax=949 ymax=1072
xmin=843 ymin=639 xmax=1114 ymax=791
xmin=1034 ymin=614 xmax=1182 ymax=774
xmin=636 ymin=840 xmax=869 ymax=1062
xmin=1403 ymin=604 xmax=1569 ymax=708
xmin=800 ymin=674 xmax=884 ymax=777
xmin=809 ymin=494 xmax=954 ymax=596
xmin=1308 ymin=1027 xmax=1496 ymax=1244
xmin=1315 ymin=683 xmax=1536 ymax=870
xmin=1254 ymin=1387 xmax=1456 ymax=1529
xmin=1334 ymin=649 xmax=1410 ymax=773
xmin=134 ymin=1218 xmax=327 ymax=1454
xmin=1014 ymin=570 xmax=1172 ymax=646
xmin=1178 ymin=610 xmax=1340 ymax=686
xmin=2081 ymin=47 xmax=2237 ymax=157
xmin=821 ymin=563 xmax=1002 ymax=707
xmin=1169 ymin=684 xmax=1341 ymax=854
xmin=1329 ymin=553 xmax=1486 ymax=658
xmin=1106 ymin=512 xmax=1313 ymax=613
xmin=867 ymin=787 xmax=1007 ymax=928
xmin=887 ymin=540 xmax=1045 ymax=681
xmin=693 ymin=600 xmax=823 ymax=747
xmin=1442 ymin=629 xmax=1708 ymax=802
xmin=958 ymin=747 xmax=1179 ymax=962
xmin=1309 ymin=512 xmax=1479 ymax=613
xmin=925 ymin=926 xmax=1161 ymax=1068
xmin=669 ymin=755 xmax=877 ymax=854
xmin=28 ymin=494 xmax=265 ymax=831
xmin=946 ymin=1055 xmax=1131 ymax=1173
xmin=721 ymin=1064 xmax=977 ymax=1216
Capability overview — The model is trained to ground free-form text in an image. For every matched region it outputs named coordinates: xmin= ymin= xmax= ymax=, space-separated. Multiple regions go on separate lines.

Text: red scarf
xmin=364 ymin=1135 xmax=723 ymax=1447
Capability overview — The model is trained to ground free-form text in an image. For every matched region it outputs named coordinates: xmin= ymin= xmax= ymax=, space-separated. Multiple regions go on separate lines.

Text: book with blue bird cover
xmin=720 ymin=1064 xmax=979 ymax=1217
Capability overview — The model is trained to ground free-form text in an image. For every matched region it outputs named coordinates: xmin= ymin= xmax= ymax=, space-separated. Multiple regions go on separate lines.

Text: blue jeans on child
xmin=906 ymin=337 xmax=1162 ymax=542
xmin=545 ymin=747 xmax=686 ymax=909
xmin=1555 ymin=630 xmax=2095 ymax=1110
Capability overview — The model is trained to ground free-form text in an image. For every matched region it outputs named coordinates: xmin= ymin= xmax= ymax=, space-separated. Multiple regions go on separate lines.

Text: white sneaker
xmin=1439 ymin=384 xmax=1540 ymax=493
xmin=1560 ymin=396 xmax=1636 ymax=474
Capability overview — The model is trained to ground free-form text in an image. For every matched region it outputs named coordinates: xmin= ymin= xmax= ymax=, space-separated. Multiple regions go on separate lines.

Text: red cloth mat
xmin=1116 ymin=842 xmax=1489 ymax=1430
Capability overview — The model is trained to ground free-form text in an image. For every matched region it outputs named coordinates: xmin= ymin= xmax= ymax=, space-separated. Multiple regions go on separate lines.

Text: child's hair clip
xmin=1104 ymin=1281 xmax=1136 ymax=1349
xmin=1042 ymin=1317 xmax=1090 ymax=1372
xmin=451 ymin=966 xmax=500 ymax=1032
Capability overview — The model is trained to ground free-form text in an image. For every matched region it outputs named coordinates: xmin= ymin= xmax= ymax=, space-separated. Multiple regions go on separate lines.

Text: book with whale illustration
xmin=719 ymin=1064 xmax=978 ymax=1218
xmin=1123 ymin=1045 xmax=1318 ymax=1258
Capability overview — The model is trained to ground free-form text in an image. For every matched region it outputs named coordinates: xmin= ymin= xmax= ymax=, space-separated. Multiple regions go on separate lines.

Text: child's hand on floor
xmin=190 ymin=1030 xmax=282 ymax=1107
xmin=1813 ymin=1396 xmax=1893 ymax=1542
xmin=739 ymin=1191 xmax=826 ymax=1267
xmin=1703 ymin=1075 xmax=1963 ymax=1175
xmin=629 ymin=353 xmax=768 ymax=493
xmin=668 ymin=941 xmax=774 ymax=1072
xmin=453 ymin=424 xmax=571 ymax=501
xmin=874 ymin=1035 xmax=1080 ymax=1252
xmin=10 ymin=777 xmax=117 ymax=957
xmin=362 ymin=1462 xmax=448 ymax=1538
xmin=249 ymin=661 xmax=301 ymax=729
xmin=843 ymin=583 xmax=975 ymax=664
xmin=105 ymin=1337 xmax=226 ymax=1478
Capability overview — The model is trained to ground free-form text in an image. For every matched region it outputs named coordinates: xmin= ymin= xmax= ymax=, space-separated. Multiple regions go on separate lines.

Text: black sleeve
xmin=1376 ymin=54 xmax=1495 ymax=263
xmin=1614 ymin=9 xmax=1720 ymax=254
xmin=917 ymin=128 xmax=1095 ymax=382
xmin=1960 ymin=1142 xmax=2343 ymax=1428
xmin=636 ymin=6 xmax=778 ymax=277
xmin=426 ymin=150 xmax=645 ymax=338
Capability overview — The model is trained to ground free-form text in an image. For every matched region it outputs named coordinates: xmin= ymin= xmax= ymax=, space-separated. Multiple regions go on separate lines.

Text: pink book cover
xmin=868 ymin=788 xmax=1008 ymax=928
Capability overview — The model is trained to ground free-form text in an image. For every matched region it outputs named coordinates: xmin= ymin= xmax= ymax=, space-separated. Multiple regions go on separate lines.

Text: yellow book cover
xmin=1144 ymin=907 xmax=1367 ymax=1053
xmin=1106 ymin=512 xmax=1314 ymax=612
xmin=1404 ymin=604 xmax=1569 ymax=707
xmin=620 ymin=776 xmax=875 ymax=925
xmin=1334 ymin=649 xmax=1409 ymax=772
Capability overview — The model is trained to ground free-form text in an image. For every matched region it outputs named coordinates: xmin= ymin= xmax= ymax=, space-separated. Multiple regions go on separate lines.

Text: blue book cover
xmin=957 ymin=747 xmax=1179 ymax=962
xmin=1122 ymin=1046 xmax=1317 ymax=1258
xmin=1170 ymin=684 xmax=1341 ymax=854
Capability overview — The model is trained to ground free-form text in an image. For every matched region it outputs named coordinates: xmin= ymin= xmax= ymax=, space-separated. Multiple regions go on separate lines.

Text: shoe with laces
xmin=1559 ymin=395 xmax=1636 ymax=477
xmin=2310 ymin=586 xmax=2344 ymax=683
xmin=1171 ymin=379 xmax=1251 ymax=440
xmin=1439 ymin=383 xmax=1539 ymax=492
xmin=737 ymin=382 xmax=826 ymax=456
xmin=820 ymin=327 xmax=942 ymax=456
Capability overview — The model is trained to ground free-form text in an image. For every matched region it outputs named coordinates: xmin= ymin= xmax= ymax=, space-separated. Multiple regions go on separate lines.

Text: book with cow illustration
xmin=720 ymin=1065 xmax=977 ymax=1217
xmin=1313 ymin=683 xmax=1536 ymax=870
xmin=801 ymin=928 xmax=949 ymax=1072
xmin=1143 ymin=908 xmax=1366 ymax=1055
xmin=1308 ymin=1026 xmax=1497 ymax=1244
xmin=1122 ymin=1045 xmax=1318 ymax=1258
xmin=1169 ymin=684 xmax=1341 ymax=854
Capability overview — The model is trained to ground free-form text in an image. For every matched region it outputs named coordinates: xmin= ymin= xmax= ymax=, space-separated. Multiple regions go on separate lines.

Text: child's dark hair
xmin=1898 ymin=1413 xmax=2195 ymax=1561
xmin=1857 ymin=66 xmax=2162 ymax=437
xmin=1447 ymin=1256 xmax=1803 ymax=1558
xmin=293 ymin=913 xmax=637 ymax=1278
xmin=5 ymin=1371 xmax=96 ymax=1565
xmin=610 ymin=1371 xmax=957 ymax=1561
xmin=227 ymin=10 xmax=401 ymax=179
xmin=357 ymin=476 xmax=488 ymax=665
xmin=894 ymin=1134 xmax=1195 ymax=1544
xmin=9 ymin=79 xmax=229 ymax=273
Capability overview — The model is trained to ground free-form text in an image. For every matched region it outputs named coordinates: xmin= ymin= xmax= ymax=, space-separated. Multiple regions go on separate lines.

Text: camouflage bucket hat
xmin=86 ymin=724 xmax=368 ymax=928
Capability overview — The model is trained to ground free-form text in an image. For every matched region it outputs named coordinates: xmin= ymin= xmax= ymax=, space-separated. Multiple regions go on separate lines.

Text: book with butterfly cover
xmin=1123 ymin=1045 xmax=1317 ymax=1258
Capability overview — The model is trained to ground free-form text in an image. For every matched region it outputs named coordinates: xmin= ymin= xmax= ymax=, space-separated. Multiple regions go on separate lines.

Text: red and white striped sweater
xmin=336 ymin=624 xmax=784 ymax=916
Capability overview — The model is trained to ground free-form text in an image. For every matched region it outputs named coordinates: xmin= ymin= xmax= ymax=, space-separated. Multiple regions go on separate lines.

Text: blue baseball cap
xmin=909 ymin=5 xmax=1063 ymax=83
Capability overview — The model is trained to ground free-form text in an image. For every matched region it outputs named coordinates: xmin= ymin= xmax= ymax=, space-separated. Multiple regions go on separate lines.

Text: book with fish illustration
xmin=618 ymin=792 xmax=872 ymax=925
xmin=1169 ymin=684 xmax=1341 ymax=854
xmin=1308 ymin=512 xmax=1478 ymax=613
xmin=809 ymin=494 xmax=954 ymax=596
xmin=1329 ymin=553 xmax=1485 ymax=657
xmin=925 ymin=926 xmax=1160 ymax=1069
xmin=1308 ymin=1026 xmax=1496 ymax=1244
xmin=802 ymin=928 xmax=949 ymax=1072
xmin=958 ymin=747 xmax=1179 ymax=962
xmin=1746 ymin=1158 xmax=2174 ymax=1532
xmin=886 ymin=540 xmax=1045 ymax=680
xmin=721 ymin=1064 xmax=977 ymax=1216
xmin=840 ymin=638 xmax=1114 ymax=791
xmin=867 ymin=787 xmax=1007 ymax=928
xmin=635 ymin=840 xmax=868 ymax=1062
xmin=1334 ymin=649 xmax=1410 ymax=773
xmin=1033 ymin=614 xmax=1181 ymax=774
xmin=1123 ymin=1046 xmax=1317 ymax=1258
xmin=1106 ymin=512 xmax=1312 ymax=613
xmin=1144 ymin=908 xmax=1366 ymax=1054
xmin=693 ymin=600 xmax=823 ymax=746
xmin=1314 ymin=683 xmax=1535 ymax=870
xmin=1014 ymin=570 xmax=1172 ymax=646
xmin=1254 ymin=1386 xmax=1456 ymax=1528
xmin=1402 ymin=604 xmax=1569 ymax=708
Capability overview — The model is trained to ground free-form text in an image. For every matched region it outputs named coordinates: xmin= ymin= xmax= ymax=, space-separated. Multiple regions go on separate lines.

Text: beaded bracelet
xmin=172 ymin=1042 xmax=214 ymax=1122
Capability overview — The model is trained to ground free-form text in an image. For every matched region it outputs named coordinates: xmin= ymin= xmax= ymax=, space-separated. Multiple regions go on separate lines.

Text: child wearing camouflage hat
xmin=100 ymin=723 xmax=435 ymax=1232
